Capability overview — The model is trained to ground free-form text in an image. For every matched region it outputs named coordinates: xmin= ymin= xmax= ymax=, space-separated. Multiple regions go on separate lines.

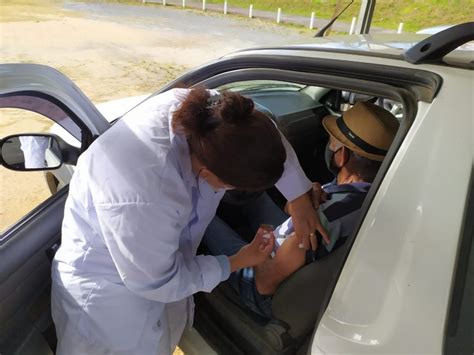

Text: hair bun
xmin=172 ymin=88 xmax=256 ymax=139
xmin=173 ymin=87 xmax=218 ymax=137
xmin=219 ymin=92 xmax=254 ymax=124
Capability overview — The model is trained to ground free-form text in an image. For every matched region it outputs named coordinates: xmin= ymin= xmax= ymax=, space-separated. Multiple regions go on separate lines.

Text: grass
xmin=0 ymin=0 xmax=81 ymax=22
xmin=2 ymin=0 xmax=470 ymax=31
xmin=201 ymin=0 xmax=474 ymax=32
xmin=82 ymin=0 xmax=473 ymax=32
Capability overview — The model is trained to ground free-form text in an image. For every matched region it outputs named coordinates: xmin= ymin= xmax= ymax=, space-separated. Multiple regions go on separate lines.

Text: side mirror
xmin=0 ymin=134 xmax=80 ymax=171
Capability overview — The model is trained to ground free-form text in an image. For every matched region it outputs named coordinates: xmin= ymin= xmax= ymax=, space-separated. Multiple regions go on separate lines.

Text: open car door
xmin=0 ymin=64 xmax=110 ymax=354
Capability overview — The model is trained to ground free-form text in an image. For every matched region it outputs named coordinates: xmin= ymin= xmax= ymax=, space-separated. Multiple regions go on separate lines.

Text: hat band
xmin=336 ymin=118 xmax=388 ymax=156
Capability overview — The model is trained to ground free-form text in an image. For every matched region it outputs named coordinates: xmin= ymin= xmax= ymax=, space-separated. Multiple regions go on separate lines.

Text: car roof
xmin=232 ymin=33 xmax=474 ymax=69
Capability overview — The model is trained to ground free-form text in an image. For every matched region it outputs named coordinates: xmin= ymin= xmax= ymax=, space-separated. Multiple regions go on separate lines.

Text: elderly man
xmin=204 ymin=101 xmax=399 ymax=318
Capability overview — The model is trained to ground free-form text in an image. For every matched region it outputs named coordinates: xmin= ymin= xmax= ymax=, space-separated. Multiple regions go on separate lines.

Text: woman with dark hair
xmin=51 ymin=87 xmax=321 ymax=354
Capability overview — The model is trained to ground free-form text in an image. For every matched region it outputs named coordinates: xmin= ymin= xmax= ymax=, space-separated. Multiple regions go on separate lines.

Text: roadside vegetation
xmin=4 ymin=0 xmax=470 ymax=32
xmin=205 ymin=0 xmax=474 ymax=32
xmin=0 ymin=0 xmax=80 ymax=22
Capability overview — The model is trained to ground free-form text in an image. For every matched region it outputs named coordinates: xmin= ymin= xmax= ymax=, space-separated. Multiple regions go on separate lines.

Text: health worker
xmin=51 ymin=87 xmax=323 ymax=354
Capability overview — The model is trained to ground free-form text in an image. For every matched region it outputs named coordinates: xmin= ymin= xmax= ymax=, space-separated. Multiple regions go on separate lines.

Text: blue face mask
xmin=213 ymin=185 xmax=236 ymax=193
xmin=324 ymin=143 xmax=341 ymax=177
xmin=196 ymin=167 xmax=235 ymax=194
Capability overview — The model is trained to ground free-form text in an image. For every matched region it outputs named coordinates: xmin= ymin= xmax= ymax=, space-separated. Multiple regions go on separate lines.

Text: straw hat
xmin=322 ymin=101 xmax=399 ymax=161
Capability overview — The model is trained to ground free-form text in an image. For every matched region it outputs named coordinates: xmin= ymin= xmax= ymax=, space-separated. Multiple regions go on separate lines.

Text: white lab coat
xmin=19 ymin=135 xmax=49 ymax=168
xmin=51 ymin=89 xmax=311 ymax=355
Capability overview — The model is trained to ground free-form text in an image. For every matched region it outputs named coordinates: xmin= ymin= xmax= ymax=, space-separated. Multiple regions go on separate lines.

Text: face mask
xmin=214 ymin=185 xmax=236 ymax=193
xmin=196 ymin=167 xmax=235 ymax=194
xmin=324 ymin=143 xmax=341 ymax=177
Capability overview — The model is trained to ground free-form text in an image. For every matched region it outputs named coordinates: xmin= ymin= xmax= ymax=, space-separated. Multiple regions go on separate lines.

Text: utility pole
xmin=355 ymin=0 xmax=376 ymax=34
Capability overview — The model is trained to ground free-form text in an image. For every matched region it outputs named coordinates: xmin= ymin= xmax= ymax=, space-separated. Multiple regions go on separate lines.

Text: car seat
xmin=195 ymin=245 xmax=347 ymax=355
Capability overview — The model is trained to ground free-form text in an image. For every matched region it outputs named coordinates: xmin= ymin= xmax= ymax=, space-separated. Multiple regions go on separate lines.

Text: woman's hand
xmin=287 ymin=191 xmax=330 ymax=251
xmin=311 ymin=182 xmax=328 ymax=209
xmin=229 ymin=226 xmax=275 ymax=272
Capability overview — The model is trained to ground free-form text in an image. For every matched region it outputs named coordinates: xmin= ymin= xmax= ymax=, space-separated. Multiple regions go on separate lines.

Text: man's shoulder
xmin=320 ymin=182 xmax=371 ymax=223
xmin=323 ymin=181 xmax=371 ymax=194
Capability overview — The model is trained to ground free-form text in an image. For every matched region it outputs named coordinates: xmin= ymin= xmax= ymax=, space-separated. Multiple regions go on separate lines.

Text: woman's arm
xmin=274 ymin=133 xmax=312 ymax=201
xmin=95 ymin=199 xmax=230 ymax=303
xmin=274 ymin=134 xmax=329 ymax=250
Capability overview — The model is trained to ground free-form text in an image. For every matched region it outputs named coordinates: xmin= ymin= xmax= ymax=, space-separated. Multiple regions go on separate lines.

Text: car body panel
xmin=230 ymin=33 xmax=474 ymax=68
xmin=168 ymin=44 xmax=471 ymax=352
xmin=311 ymin=65 xmax=473 ymax=353
xmin=214 ymin=46 xmax=472 ymax=353
xmin=225 ymin=46 xmax=472 ymax=73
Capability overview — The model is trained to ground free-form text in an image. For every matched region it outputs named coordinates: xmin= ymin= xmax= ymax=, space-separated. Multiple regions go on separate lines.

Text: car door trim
xmin=157 ymin=55 xmax=442 ymax=103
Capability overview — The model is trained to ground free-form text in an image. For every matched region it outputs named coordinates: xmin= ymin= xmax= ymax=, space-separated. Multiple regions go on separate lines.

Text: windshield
xmin=218 ymin=80 xmax=306 ymax=94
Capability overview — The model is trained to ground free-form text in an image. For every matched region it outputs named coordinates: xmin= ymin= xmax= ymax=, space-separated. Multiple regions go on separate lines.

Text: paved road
xmin=64 ymin=1 xmax=311 ymax=46
xmin=145 ymin=0 xmax=392 ymax=33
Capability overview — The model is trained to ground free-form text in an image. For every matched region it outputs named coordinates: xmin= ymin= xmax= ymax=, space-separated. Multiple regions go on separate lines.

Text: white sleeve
xmin=275 ymin=132 xmax=312 ymax=201
xmin=95 ymin=200 xmax=230 ymax=303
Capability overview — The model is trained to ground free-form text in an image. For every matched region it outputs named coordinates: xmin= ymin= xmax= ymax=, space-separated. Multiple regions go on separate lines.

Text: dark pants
xmin=203 ymin=193 xmax=288 ymax=318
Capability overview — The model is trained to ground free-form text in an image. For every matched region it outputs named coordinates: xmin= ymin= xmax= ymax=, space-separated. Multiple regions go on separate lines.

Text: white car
xmin=0 ymin=22 xmax=473 ymax=355
xmin=45 ymin=94 xmax=149 ymax=192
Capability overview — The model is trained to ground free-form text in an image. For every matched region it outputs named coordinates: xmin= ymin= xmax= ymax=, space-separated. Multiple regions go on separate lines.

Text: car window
xmin=217 ymin=80 xmax=328 ymax=116
xmin=0 ymin=95 xmax=79 ymax=234
xmin=215 ymin=79 xmax=334 ymax=188
xmin=0 ymin=95 xmax=82 ymax=141
xmin=218 ymin=80 xmax=306 ymax=93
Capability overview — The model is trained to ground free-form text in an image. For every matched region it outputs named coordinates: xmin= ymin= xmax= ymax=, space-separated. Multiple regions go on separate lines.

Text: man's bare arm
xmin=254 ymin=234 xmax=306 ymax=295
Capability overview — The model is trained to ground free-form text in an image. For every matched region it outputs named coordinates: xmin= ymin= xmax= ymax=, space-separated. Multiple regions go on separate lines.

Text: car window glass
xmin=213 ymin=80 xmax=403 ymax=196
xmin=218 ymin=80 xmax=306 ymax=93
xmin=217 ymin=80 xmax=327 ymax=117
xmin=0 ymin=95 xmax=82 ymax=142
xmin=0 ymin=97 xmax=78 ymax=234
xmin=215 ymin=79 xmax=333 ymax=189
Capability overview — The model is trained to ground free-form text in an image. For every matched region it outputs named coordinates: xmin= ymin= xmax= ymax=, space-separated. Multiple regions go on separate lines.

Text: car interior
xmin=0 ymin=79 xmax=405 ymax=355
xmin=188 ymin=81 xmax=404 ymax=355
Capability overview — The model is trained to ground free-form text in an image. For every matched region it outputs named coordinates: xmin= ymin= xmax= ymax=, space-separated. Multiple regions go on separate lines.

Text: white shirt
xmin=51 ymin=89 xmax=311 ymax=355
xmin=19 ymin=135 xmax=49 ymax=168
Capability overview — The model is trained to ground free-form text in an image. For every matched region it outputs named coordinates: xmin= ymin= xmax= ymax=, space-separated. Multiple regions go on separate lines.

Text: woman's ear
xmin=198 ymin=167 xmax=211 ymax=180
xmin=199 ymin=167 xmax=223 ymax=189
